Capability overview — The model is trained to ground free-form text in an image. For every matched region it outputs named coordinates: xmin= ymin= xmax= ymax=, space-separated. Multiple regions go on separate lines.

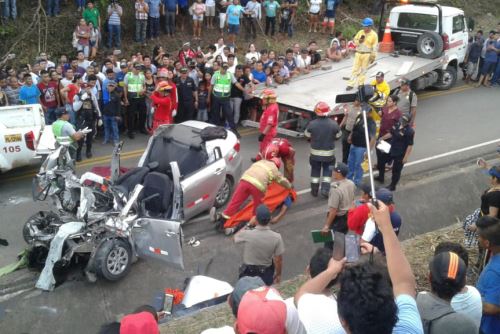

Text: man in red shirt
xmin=38 ymin=70 xmax=61 ymax=125
xmin=178 ymin=42 xmax=197 ymax=66
xmin=257 ymin=89 xmax=279 ymax=157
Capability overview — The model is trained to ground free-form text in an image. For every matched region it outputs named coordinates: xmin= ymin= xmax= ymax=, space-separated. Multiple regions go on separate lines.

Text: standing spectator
xmin=174 ymin=67 xmax=197 ymax=122
xmin=196 ymin=81 xmax=209 ymax=122
xmin=226 ymin=0 xmax=245 ymax=46
xmin=123 ymin=63 xmax=147 ymax=138
xmin=264 ymin=0 xmax=280 ymax=37
xmin=102 ymin=80 xmax=121 ymax=145
xmin=73 ymin=82 xmax=101 ymax=161
xmin=476 ymin=218 xmax=500 ymax=334
xmin=205 ymin=0 xmax=216 ymax=29
xmin=5 ymin=76 xmax=20 ymax=105
xmin=147 ymin=0 xmax=161 ymax=40
xmin=60 ymin=74 xmax=83 ymax=125
xmin=322 ymin=162 xmax=355 ymax=243
xmin=307 ymin=0 xmax=321 ymax=33
xmin=244 ymin=0 xmax=261 ymax=41
xmin=177 ymin=0 xmax=189 ymax=32
xmin=322 ymin=0 xmax=339 ymax=36
xmin=107 ymin=0 xmax=123 ymax=49
xmin=394 ymin=78 xmax=417 ymax=125
xmin=19 ymin=74 xmax=40 ymax=105
xmin=347 ymin=110 xmax=376 ymax=186
xmin=76 ymin=0 xmax=86 ymax=12
xmin=38 ymin=70 xmax=61 ymax=125
xmin=191 ymin=0 xmax=206 ymax=39
xmin=217 ymin=0 xmax=230 ymax=35
xmin=144 ymin=68 xmax=156 ymax=130
xmin=75 ymin=19 xmax=91 ymax=58
xmin=47 ymin=0 xmax=60 ymax=17
xmin=83 ymin=1 xmax=100 ymax=28
xmin=416 ymin=252 xmax=478 ymax=333
xmin=234 ymin=204 xmax=284 ymax=285
xmin=163 ymin=0 xmax=178 ymax=37
xmin=230 ymin=65 xmax=249 ymax=125
xmin=476 ymin=31 xmax=499 ymax=88
xmin=475 ymin=30 xmax=494 ymax=82
xmin=88 ymin=22 xmax=100 ymax=60
xmin=2 ymin=0 xmax=16 ymax=20
xmin=279 ymin=0 xmax=297 ymax=40
xmin=464 ymin=31 xmax=484 ymax=84
xmin=0 ymin=76 xmax=8 ymax=106
xmin=135 ymin=0 xmax=150 ymax=46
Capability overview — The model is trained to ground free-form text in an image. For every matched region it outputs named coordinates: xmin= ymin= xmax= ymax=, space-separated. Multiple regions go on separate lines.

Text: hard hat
xmin=158 ymin=81 xmax=172 ymax=91
xmin=274 ymin=138 xmax=290 ymax=156
xmin=271 ymin=157 xmax=281 ymax=169
xmin=261 ymin=89 xmax=277 ymax=100
xmin=314 ymin=101 xmax=330 ymax=116
xmin=362 ymin=17 xmax=374 ymax=27
xmin=263 ymin=144 xmax=279 ymax=160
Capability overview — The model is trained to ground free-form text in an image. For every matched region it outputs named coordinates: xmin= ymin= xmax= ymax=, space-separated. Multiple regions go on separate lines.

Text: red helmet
xmin=157 ymin=81 xmax=172 ymax=91
xmin=263 ymin=144 xmax=279 ymax=160
xmin=271 ymin=157 xmax=281 ymax=168
xmin=272 ymin=138 xmax=290 ymax=156
xmin=314 ymin=101 xmax=330 ymax=116
xmin=261 ymin=89 xmax=277 ymax=100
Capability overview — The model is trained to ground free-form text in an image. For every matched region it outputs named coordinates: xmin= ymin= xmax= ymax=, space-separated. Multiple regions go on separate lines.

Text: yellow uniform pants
xmin=347 ymin=52 xmax=371 ymax=88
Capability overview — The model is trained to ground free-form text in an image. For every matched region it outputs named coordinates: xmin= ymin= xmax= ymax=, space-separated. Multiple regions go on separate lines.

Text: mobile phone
xmin=332 ymin=232 xmax=345 ymax=260
xmin=164 ymin=293 xmax=174 ymax=315
xmin=345 ymin=234 xmax=360 ymax=263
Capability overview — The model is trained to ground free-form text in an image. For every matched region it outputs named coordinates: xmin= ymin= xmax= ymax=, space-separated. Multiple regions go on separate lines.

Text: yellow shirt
xmin=370 ymin=79 xmax=390 ymax=100
xmin=354 ymin=29 xmax=379 ymax=54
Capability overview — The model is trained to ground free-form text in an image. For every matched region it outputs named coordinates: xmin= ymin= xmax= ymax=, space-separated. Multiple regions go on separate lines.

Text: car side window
xmin=452 ymin=15 xmax=465 ymax=34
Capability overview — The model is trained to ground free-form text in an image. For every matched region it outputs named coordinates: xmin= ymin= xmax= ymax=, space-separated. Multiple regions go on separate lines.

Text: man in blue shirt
xmin=146 ymin=0 xmax=161 ymax=39
xmin=226 ymin=0 xmax=245 ymax=46
xmin=177 ymin=0 xmax=189 ymax=32
xmin=19 ymin=74 xmax=40 ymax=105
xmin=322 ymin=0 xmax=340 ymax=36
xmin=163 ymin=0 xmax=178 ymax=36
xmin=251 ymin=61 xmax=267 ymax=83
xmin=476 ymin=31 xmax=499 ymax=87
xmin=476 ymin=217 xmax=500 ymax=334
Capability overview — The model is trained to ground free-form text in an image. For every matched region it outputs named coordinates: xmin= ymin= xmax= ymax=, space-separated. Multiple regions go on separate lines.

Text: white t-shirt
xmin=284 ymin=297 xmax=307 ymax=334
xmin=245 ymin=51 xmax=261 ymax=62
xmin=309 ymin=0 xmax=322 ymax=14
xmin=201 ymin=326 xmax=235 ymax=334
xmin=450 ymin=285 xmax=482 ymax=329
xmin=297 ymin=293 xmax=346 ymax=334
xmin=295 ymin=55 xmax=311 ymax=69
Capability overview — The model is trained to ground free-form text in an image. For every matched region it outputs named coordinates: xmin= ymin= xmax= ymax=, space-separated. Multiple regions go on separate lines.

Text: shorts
xmin=482 ymin=61 xmax=496 ymax=75
xmin=466 ymin=61 xmax=479 ymax=76
xmin=219 ymin=13 xmax=226 ymax=29
xmin=228 ymin=23 xmax=239 ymax=35
xmin=206 ymin=5 xmax=215 ymax=17
xmin=193 ymin=14 xmax=204 ymax=21
xmin=179 ymin=6 xmax=188 ymax=16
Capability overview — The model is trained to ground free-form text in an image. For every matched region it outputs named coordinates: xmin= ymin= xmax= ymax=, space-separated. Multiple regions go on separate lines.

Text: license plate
xmin=4 ymin=134 xmax=22 ymax=143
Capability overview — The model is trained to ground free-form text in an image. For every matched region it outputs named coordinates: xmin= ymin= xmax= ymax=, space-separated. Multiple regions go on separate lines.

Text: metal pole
xmin=361 ymin=103 xmax=377 ymax=204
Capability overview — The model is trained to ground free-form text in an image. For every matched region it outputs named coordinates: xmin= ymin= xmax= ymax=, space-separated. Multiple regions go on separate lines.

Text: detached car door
xmin=132 ymin=218 xmax=184 ymax=270
xmin=181 ymin=150 xmax=227 ymax=219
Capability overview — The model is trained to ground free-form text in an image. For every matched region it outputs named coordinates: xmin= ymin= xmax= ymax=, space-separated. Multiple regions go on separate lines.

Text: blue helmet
xmin=362 ymin=17 xmax=374 ymax=27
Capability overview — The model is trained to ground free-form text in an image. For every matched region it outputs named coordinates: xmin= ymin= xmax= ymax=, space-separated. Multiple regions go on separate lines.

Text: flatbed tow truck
xmin=242 ymin=0 xmax=471 ymax=137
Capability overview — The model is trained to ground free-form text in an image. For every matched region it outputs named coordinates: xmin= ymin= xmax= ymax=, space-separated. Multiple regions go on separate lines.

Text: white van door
xmin=449 ymin=14 xmax=468 ymax=62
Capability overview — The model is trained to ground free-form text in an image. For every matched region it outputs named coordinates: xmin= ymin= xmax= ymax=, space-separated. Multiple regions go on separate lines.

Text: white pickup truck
xmin=0 ymin=104 xmax=54 ymax=173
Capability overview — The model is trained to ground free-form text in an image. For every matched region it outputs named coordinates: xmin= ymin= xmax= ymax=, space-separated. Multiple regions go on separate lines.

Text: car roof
xmin=392 ymin=5 xmax=464 ymax=17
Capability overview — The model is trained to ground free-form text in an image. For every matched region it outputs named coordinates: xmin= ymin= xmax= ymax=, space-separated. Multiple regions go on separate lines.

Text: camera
xmin=335 ymin=84 xmax=375 ymax=104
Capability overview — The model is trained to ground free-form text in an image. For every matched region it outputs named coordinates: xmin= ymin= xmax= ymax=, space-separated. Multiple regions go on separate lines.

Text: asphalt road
xmin=0 ymin=83 xmax=499 ymax=334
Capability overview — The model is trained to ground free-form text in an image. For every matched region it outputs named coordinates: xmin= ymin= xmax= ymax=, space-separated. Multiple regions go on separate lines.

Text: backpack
xmin=200 ymin=126 xmax=227 ymax=141
xmin=394 ymin=87 xmax=415 ymax=108
xmin=422 ymin=310 xmax=455 ymax=334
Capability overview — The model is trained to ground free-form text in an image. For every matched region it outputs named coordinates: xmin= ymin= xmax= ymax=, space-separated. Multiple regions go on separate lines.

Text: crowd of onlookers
xmin=463 ymin=29 xmax=500 ymax=87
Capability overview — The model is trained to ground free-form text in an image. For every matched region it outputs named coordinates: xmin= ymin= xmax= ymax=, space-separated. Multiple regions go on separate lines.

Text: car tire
xmin=416 ymin=32 xmax=444 ymax=59
xmin=214 ymin=177 xmax=233 ymax=208
xmin=94 ymin=238 xmax=132 ymax=281
xmin=434 ymin=67 xmax=457 ymax=91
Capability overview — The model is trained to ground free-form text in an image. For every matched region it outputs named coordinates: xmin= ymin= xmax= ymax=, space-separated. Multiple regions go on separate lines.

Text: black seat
xmin=140 ymin=172 xmax=173 ymax=218
xmin=114 ymin=166 xmax=150 ymax=195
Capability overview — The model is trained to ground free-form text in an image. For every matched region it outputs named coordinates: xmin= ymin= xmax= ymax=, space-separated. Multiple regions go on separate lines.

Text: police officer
xmin=123 ymin=63 xmax=147 ymax=139
xmin=321 ymin=162 xmax=356 ymax=248
xmin=304 ymin=101 xmax=340 ymax=197
xmin=52 ymin=107 xmax=85 ymax=160
xmin=73 ymin=83 xmax=101 ymax=161
xmin=234 ymin=204 xmax=285 ymax=285
xmin=174 ymin=67 xmax=197 ymax=122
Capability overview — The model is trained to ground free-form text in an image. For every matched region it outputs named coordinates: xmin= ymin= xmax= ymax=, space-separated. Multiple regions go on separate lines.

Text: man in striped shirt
xmin=107 ymin=1 xmax=123 ymax=49
xmin=135 ymin=0 xmax=149 ymax=45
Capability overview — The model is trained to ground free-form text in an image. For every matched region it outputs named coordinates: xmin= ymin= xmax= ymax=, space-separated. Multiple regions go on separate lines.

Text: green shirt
xmin=83 ymin=8 xmax=100 ymax=27
xmin=264 ymin=0 xmax=280 ymax=17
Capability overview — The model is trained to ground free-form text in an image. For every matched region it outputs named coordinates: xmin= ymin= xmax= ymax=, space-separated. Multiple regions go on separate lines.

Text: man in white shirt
xmin=244 ymin=0 xmax=261 ymax=40
xmin=295 ymin=48 xmax=311 ymax=74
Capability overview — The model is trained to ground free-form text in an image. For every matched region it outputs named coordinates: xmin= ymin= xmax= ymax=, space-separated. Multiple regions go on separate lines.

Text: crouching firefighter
xmin=73 ymin=83 xmax=101 ymax=162
xmin=304 ymin=101 xmax=340 ymax=197
xmin=211 ymin=148 xmax=292 ymax=235
xmin=258 ymin=138 xmax=295 ymax=183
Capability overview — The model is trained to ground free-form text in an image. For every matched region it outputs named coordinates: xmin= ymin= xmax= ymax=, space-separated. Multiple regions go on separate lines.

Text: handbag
xmin=463 ymin=208 xmax=481 ymax=248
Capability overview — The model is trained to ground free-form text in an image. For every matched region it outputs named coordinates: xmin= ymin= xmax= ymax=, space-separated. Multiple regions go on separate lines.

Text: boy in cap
xmin=416 ymin=251 xmax=478 ymax=333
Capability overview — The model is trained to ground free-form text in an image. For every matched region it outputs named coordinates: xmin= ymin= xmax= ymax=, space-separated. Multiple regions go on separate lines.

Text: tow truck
xmin=242 ymin=0 xmax=471 ymax=137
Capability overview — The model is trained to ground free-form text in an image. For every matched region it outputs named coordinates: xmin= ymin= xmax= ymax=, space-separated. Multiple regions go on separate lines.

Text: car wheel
xmin=434 ymin=67 xmax=457 ymax=91
xmin=416 ymin=32 xmax=444 ymax=59
xmin=94 ymin=239 xmax=132 ymax=281
xmin=214 ymin=177 xmax=233 ymax=208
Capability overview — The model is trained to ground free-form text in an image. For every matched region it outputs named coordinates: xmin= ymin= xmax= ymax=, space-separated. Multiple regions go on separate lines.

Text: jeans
xmin=265 ymin=16 xmax=276 ymax=36
xmin=230 ymin=97 xmax=242 ymax=125
xmin=165 ymin=11 xmax=176 ymax=34
xmin=347 ymin=145 xmax=366 ymax=185
xmin=149 ymin=16 xmax=160 ymax=38
xmin=44 ymin=107 xmax=57 ymax=125
xmin=47 ymin=0 xmax=60 ymax=16
xmin=135 ymin=19 xmax=147 ymax=43
xmin=2 ymin=0 xmax=17 ymax=19
xmin=197 ymin=108 xmax=208 ymax=122
xmin=491 ymin=60 xmax=500 ymax=85
xmin=103 ymin=115 xmax=119 ymax=143
xmin=211 ymin=97 xmax=234 ymax=129
xmin=107 ymin=24 xmax=121 ymax=48
xmin=65 ymin=103 xmax=76 ymax=125
xmin=279 ymin=17 xmax=293 ymax=37
xmin=75 ymin=0 xmax=86 ymax=9
xmin=244 ymin=17 xmax=258 ymax=40
xmin=77 ymin=44 xmax=90 ymax=58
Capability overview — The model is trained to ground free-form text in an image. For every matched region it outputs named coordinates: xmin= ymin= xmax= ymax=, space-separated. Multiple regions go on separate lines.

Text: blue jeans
xmin=107 ymin=24 xmax=121 ymax=48
xmin=103 ymin=115 xmax=119 ymax=143
xmin=47 ymin=0 xmax=60 ymax=16
xmin=65 ymin=103 xmax=76 ymax=125
xmin=44 ymin=107 xmax=57 ymax=125
xmin=164 ymin=11 xmax=176 ymax=35
xmin=2 ymin=0 xmax=17 ymax=19
xmin=347 ymin=145 xmax=366 ymax=186
xmin=491 ymin=60 xmax=500 ymax=85
xmin=149 ymin=16 xmax=160 ymax=38
xmin=75 ymin=0 xmax=86 ymax=8
xmin=135 ymin=19 xmax=147 ymax=43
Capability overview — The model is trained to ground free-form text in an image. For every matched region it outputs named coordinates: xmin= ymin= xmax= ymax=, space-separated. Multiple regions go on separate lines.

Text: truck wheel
xmin=416 ymin=32 xmax=444 ymax=59
xmin=214 ymin=177 xmax=233 ymax=208
xmin=434 ymin=67 xmax=457 ymax=91
xmin=94 ymin=239 xmax=132 ymax=281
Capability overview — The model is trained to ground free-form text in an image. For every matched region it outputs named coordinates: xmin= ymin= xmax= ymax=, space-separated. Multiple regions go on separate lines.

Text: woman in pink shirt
xmin=75 ymin=19 xmax=91 ymax=58
xmin=191 ymin=0 xmax=206 ymax=39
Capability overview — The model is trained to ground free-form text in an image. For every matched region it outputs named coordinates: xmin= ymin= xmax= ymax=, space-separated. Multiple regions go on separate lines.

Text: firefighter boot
xmin=311 ymin=183 xmax=319 ymax=197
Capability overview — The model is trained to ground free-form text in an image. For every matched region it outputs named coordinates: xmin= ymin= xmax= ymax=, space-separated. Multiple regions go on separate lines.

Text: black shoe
xmin=387 ymin=184 xmax=396 ymax=191
xmin=250 ymin=157 xmax=257 ymax=163
xmin=86 ymin=151 xmax=93 ymax=159
xmin=128 ymin=132 xmax=135 ymax=139
xmin=0 ymin=238 xmax=9 ymax=246
xmin=374 ymin=176 xmax=384 ymax=183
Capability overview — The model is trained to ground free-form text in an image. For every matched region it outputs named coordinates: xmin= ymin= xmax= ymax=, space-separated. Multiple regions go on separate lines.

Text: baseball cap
xmin=120 ymin=62 xmax=128 ymax=68
xmin=487 ymin=166 xmax=500 ymax=179
xmin=400 ymin=78 xmax=410 ymax=85
xmin=376 ymin=71 xmax=384 ymax=78
xmin=55 ymin=107 xmax=68 ymax=117
xmin=222 ymin=62 xmax=229 ymax=68
xmin=229 ymin=276 xmax=265 ymax=316
xmin=256 ymin=204 xmax=271 ymax=225
xmin=333 ymin=162 xmax=349 ymax=176
xmin=237 ymin=287 xmax=287 ymax=334
xmin=375 ymin=188 xmax=393 ymax=205
xmin=180 ymin=67 xmax=188 ymax=73
xmin=133 ymin=62 xmax=143 ymax=69
xmin=430 ymin=251 xmax=467 ymax=286
xmin=120 ymin=312 xmax=158 ymax=334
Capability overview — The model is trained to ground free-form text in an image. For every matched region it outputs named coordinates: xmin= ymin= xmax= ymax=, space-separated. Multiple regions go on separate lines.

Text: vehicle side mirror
xmin=467 ymin=17 xmax=475 ymax=32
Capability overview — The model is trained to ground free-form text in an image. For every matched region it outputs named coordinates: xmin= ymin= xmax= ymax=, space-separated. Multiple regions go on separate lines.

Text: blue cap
xmin=488 ymin=166 xmax=500 ymax=179
xmin=376 ymin=188 xmax=393 ymax=204
xmin=55 ymin=107 xmax=68 ymax=117
xmin=333 ymin=162 xmax=349 ymax=177
xmin=362 ymin=17 xmax=374 ymax=27
xmin=256 ymin=204 xmax=271 ymax=225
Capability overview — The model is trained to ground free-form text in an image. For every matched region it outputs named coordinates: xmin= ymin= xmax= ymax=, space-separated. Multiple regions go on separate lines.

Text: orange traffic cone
xmin=379 ymin=19 xmax=395 ymax=53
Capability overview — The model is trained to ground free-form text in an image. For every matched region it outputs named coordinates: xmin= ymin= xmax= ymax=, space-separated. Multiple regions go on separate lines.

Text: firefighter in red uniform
xmin=259 ymin=138 xmax=295 ymax=183
xmin=258 ymin=89 xmax=279 ymax=156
